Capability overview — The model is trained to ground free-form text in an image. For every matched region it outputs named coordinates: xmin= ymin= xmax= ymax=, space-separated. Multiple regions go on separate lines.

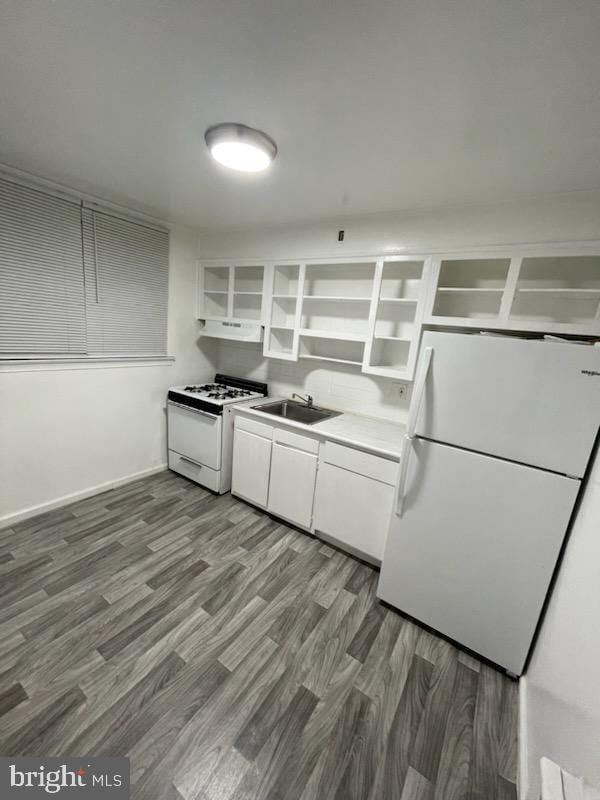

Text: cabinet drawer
xmin=273 ymin=427 xmax=319 ymax=454
xmin=322 ymin=441 xmax=398 ymax=485
xmin=168 ymin=450 xmax=220 ymax=492
xmin=235 ymin=414 xmax=274 ymax=440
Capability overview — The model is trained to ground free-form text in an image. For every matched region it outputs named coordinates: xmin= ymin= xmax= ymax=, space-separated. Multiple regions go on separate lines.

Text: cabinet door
xmin=267 ymin=442 xmax=318 ymax=530
xmin=231 ymin=428 xmax=272 ymax=508
xmin=314 ymin=463 xmax=394 ymax=562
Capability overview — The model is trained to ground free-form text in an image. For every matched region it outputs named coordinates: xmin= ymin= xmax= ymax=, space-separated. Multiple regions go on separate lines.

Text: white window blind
xmin=0 ymin=178 xmax=86 ymax=355
xmin=0 ymin=174 xmax=170 ymax=359
xmin=81 ymin=209 xmax=169 ymax=356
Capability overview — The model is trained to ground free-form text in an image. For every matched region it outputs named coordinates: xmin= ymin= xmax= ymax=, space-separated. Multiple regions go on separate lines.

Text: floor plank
xmin=0 ymin=471 xmax=518 ymax=799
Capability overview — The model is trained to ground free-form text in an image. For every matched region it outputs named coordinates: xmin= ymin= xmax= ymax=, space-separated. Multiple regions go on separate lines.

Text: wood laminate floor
xmin=0 ymin=471 xmax=518 ymax=799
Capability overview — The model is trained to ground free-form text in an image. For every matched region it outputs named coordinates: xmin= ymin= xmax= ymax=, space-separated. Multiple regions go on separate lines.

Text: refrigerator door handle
xmin=395 ymin=346 xmax=433 ymax=517
xmin=407 ymin=345 xmax=433 ymax=438
xmin=395 ymin=434 xmax=413 ymax=517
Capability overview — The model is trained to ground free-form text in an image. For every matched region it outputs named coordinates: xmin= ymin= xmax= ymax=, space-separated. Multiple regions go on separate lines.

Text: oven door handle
xmin=167 ymin=400 xmax=219 ymax=420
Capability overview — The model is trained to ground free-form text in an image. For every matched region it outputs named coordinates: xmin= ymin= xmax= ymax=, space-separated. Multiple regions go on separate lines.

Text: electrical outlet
xmin=392 ymin=382 xmax=408 ymax=398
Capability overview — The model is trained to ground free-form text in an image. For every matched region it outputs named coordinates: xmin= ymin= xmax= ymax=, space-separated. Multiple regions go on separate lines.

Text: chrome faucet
xmin=292 ymin=393 xmax=314 ymax=408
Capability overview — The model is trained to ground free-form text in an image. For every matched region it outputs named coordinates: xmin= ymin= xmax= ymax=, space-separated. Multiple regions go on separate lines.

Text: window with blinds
xmin=0 ymin=179 xmax=87 ymax=355
xmin=81 ymin=209 xmax=169 ymax=356
xmin=0 ymin=176 xmax=169 ymax=358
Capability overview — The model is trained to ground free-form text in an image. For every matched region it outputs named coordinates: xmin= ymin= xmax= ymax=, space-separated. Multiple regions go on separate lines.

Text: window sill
xmin=0 ymin=355 xmax=176 ymax=372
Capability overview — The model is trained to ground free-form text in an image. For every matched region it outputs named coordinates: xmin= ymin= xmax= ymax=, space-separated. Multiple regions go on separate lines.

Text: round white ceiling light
xmin=205 ymin=123 xmax=277 ymax=173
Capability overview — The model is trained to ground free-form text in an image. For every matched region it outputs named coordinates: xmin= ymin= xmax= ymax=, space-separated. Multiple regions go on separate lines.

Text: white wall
xmin=198 ymin=191 xmax=600 ymax=797
xmin=0 ymin=224 xmax=216 ymax=526
xmin=520 ymin=446 xmax=600 ymax=798
xmin=197 ymin=190 xmax=600 ymax=258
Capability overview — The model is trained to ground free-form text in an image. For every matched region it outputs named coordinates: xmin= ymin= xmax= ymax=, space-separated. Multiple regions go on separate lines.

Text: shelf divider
xmin=299 ymin=354 xmax=362 ymax=366
xmin=298 ymin=329 xmax=366 ymax=342
xmin=302 ymin=295 xmax=372 ymax=302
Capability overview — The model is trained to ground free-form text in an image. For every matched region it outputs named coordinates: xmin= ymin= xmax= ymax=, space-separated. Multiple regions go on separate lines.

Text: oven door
xmin=167 ymin=401 xmax=222 ymax=471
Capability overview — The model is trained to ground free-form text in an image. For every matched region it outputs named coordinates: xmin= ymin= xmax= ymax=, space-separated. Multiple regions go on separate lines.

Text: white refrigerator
xmin=378 ymin=331 xmax=600 ymax=675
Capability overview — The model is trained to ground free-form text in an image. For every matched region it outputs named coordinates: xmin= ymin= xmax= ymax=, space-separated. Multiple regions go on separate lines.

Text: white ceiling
xmin=1 ymin=0 xmax=599 ymax=229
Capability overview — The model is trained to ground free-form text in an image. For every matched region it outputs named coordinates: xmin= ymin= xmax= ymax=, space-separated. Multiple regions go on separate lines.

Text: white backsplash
xmin=216 ymin=340 xmax=410 ymax=424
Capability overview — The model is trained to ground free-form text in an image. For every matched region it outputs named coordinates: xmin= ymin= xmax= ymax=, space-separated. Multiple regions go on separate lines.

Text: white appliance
xmin=200 ymin=319 xmax=263 ymax=342
xmin=167 ymin=374 xmax=268 ymax=493
xmin=378 ymin=331 xmax=600 ymax=675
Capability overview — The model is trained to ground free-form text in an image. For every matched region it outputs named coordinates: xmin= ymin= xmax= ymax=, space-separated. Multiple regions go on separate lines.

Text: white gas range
xmin=167 ymin=374 xmax=268 ymax=493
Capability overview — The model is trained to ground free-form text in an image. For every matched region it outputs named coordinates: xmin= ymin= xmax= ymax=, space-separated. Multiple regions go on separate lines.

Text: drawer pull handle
xmin=180 ymin=456 xmax=203 ymax=468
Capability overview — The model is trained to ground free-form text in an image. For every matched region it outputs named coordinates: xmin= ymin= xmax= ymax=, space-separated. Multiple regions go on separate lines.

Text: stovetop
xmin=176 ymin=382 xmax=263 ymax=403
xmin=168 ymin=374 xmax=268 ymax=415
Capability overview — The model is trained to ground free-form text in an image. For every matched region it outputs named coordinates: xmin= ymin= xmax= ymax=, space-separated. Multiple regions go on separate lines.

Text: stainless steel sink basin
xmin=252 ymin=400 xmax=341 ymax=425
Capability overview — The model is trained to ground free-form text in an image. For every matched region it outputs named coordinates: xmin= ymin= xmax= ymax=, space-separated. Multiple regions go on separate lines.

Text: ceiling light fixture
xmin=205 ymin=123 xmax=277 ymax=173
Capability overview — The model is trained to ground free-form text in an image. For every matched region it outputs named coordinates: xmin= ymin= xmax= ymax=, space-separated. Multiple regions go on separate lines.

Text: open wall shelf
xmin=300 ymin=298 xmax=370 ymax=339
xmin=426 ymin=252 xmax=600 ymax=334
xmin=368 ymin=338 xmax=411 ymax=373
xmin=433 ymin=290 xmax=503 ymax=319
xmin=233 ymin=292 xmax=262 ymax=320
xmin=361 ymin=258 xmax=429 ymax=379
xmin=430 ymin=258 xmax=509 ymax=320
xmin=379 ymin=260 xmax=424 ymax=299
xmin=507 ymin=255 xmax=600 ymax=329
xmin=267 ymin=327 xmax=295 ymax=358
xmin=303 ymin=262 xmax=376 ymax=298
xmin=299 ymin=335 xmax=364 ymax=367
xmin=271 ymin=296 xmax=297 ymax=328
xmin=204 ymin=266 xmax=229 ymax=292
xmin=273 ymin=264 xmax=299 ymax=296
xmin=204 ymin=291 xmax=229 ymax=319
xmin=437 ymin=258 xmax=511 ymax=289
xmin=234 ymin=266 xmax=264 ymax=293
xmin=263 ymin=264 xmax=301 ymax=360
xmin=199 ymin=263 xmax=266 ymax=323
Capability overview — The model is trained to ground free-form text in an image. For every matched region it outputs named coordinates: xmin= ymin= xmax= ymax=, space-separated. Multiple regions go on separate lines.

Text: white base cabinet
xmin=231 ymin=415 xmax=400 ymax=557
xmin=231 ymin=416 xmax=319 ymax=531
xmin=314 ymin=442 xmax=399 ymax=563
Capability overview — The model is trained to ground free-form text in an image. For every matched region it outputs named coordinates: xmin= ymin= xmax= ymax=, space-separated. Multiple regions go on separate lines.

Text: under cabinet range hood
xmin=200 ymin=319 xmax=264 ymax=342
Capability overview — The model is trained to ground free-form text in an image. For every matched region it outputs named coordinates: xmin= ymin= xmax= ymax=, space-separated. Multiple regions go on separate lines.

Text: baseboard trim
xmin=519 ymin=676 xmax=529 ymax=799
xmin=0 ymin=464 xmax=168 ymax=529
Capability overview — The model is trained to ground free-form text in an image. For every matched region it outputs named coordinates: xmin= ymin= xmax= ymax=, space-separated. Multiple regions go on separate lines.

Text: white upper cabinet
xmin=507 ymin=255 xmax=600 ymax=333
xmin=262 ymin=256 xmax=432 ymax=380
xmin=198 ymin=244 xmax=600 ymax=379
xmin=263 ymin=262 xmax=302 ymax=360
xmin=425 ymin=249 xmax=600 ymax=335
xmin=198 ymin=262 xmax=266 ymax=323
xmin=363 ymin=257 xmax=431 ymax=381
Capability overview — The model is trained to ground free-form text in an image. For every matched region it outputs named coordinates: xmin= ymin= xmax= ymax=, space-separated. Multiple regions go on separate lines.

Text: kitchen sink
xmin=252 ymin=400 xmax=341 ymax=425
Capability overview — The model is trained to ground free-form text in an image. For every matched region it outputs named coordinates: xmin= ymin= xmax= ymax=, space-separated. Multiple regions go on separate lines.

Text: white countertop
xmin=233 ymin=398 xmax=405 ymax=460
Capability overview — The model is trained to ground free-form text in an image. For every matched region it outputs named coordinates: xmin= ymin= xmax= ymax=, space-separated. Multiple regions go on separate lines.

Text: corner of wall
xmin=519 ymin=676 xmax=530 ymax=799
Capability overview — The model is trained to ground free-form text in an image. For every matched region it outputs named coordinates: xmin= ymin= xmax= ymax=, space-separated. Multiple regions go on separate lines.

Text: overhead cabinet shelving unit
xmin=197 ymin=244 xmax=600 ymax=382
xmin=263 ymin=257 xmax=432 ymax=380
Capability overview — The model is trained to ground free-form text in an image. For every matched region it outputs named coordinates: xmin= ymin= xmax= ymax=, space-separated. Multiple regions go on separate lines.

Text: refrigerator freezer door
xmin=378 ymin=438 xmax=580 ymax=674
xmin=415 ymin=331 xmax=600 ymax=477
